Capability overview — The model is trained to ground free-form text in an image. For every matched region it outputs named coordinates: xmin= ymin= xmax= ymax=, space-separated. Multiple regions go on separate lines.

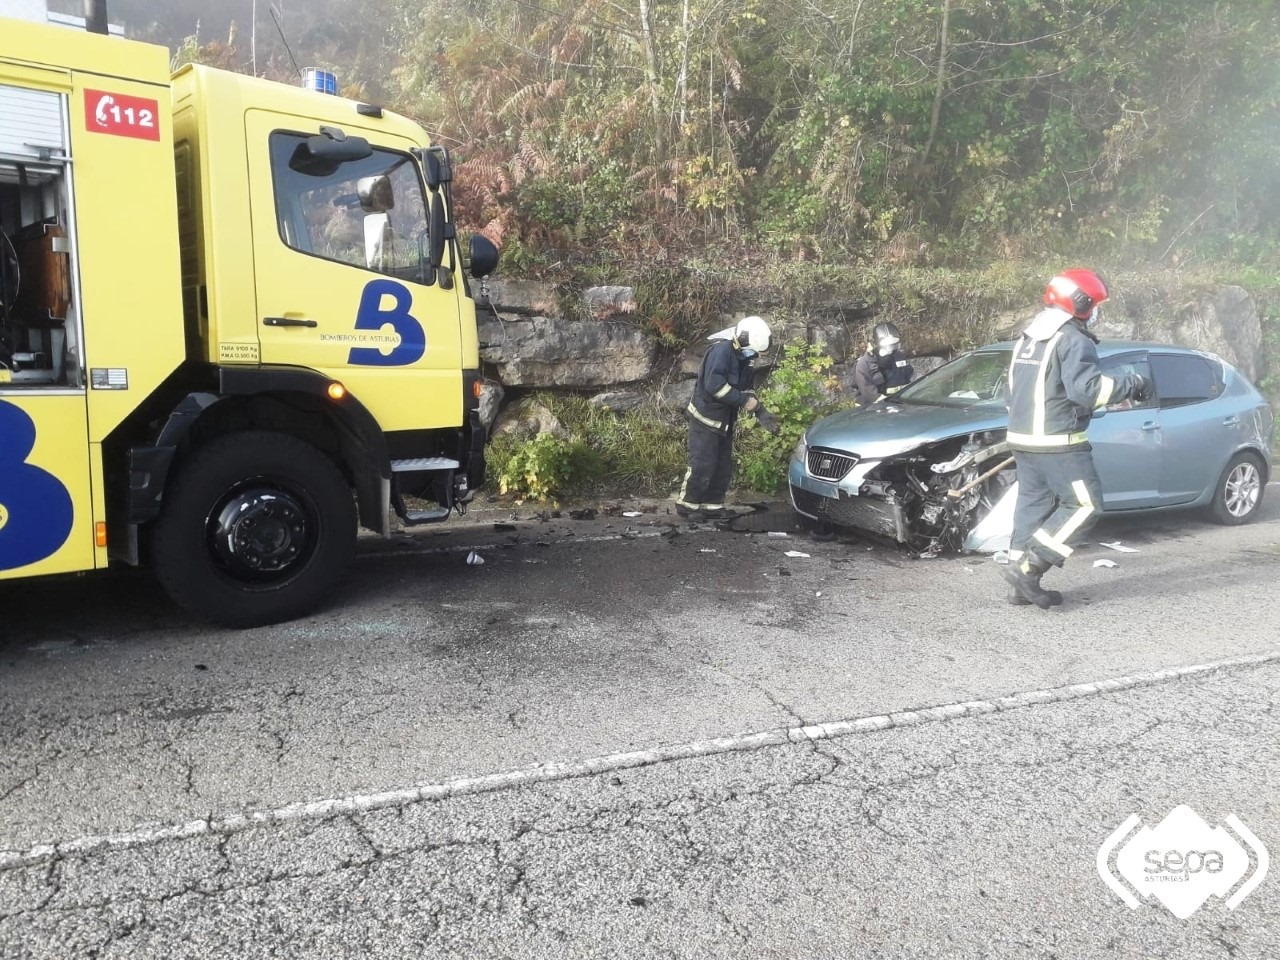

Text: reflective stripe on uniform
xmin=713 ymin=383 xmax=734 ymax=399
xmin=686 ymin=403 xmax=724 ymax=431
xmin=1033 ymin=528 xmax=1073 ymax=559
xmin=1006 ymin=430 xmax=1089 ymax=447
xmin=1032 ymin=331 xmax=1063 ymax=438
xmin=1032 ymin=479 xmax=1096 ymax=559
xmin=1094 ymin=374 xmax=1115 ymax=408
xmin=676 ymin=467 xmax=695 ymax=508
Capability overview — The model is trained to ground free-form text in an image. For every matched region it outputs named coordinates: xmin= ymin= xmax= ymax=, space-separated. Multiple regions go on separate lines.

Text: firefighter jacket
xmin=852 ymin=352 xmax=885 ymax=406
xmin=881 ymin=349 xmax=914 ymax=392
xmin=687 ymin=339 xmax=755 ymax=434
xmin=1005 ymin=309 xmax=1141 ymax=452
xmin=853 ymin=350 xmax=913 ymax=405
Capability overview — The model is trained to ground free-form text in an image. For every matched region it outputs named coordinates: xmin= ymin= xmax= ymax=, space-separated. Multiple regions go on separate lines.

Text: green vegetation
xmin=735 ymin=343 xmax=843 ymax=493
xmin=161 ymin=1 xmax=1280 ymax=276
xmin=490 ymin=395 xmax=687 ymax=502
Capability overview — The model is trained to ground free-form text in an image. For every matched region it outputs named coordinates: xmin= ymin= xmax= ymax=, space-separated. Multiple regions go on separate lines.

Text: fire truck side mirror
xmin=422 ymin=148 xmax=452 ymax=191
xmin=468 ymin=235 xmax=499 ymax=279
xmin=429 ymin=193 xmax=446 ymax=270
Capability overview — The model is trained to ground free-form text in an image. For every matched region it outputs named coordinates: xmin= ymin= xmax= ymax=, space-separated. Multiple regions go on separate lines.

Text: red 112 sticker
xmin=85 ymin=89 xmax=160 ymax=141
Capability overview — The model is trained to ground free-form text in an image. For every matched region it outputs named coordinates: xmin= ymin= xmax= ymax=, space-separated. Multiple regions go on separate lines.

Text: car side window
xmin=1149 ymin=353 xmax=1223 ymax=409
xmin=1101 ymin=355 xmax=1153 ymax=411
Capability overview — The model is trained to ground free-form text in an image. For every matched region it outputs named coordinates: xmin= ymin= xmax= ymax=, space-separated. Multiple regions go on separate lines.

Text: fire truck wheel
xmin=152 ymin=431 xmax=357 ymax=628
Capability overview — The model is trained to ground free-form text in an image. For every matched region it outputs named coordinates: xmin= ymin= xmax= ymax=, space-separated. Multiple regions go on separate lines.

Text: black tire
xmin=152 ymin=431 xmax=356 ymax=627
xmin=1208 ymin=451 xmax=1266 ymax=526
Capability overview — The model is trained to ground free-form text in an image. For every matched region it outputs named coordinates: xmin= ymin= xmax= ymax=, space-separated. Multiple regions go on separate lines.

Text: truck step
xmin=401 ymin=507 xmax=452 ymax=525
xmin=390 ymin=457 xmax=460 ymax=472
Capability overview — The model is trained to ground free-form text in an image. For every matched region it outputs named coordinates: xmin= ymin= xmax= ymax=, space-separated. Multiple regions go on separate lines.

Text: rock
xmin=1154 ymin=285 xmax=1262 ymax=383
xmin=491 ymin=399 xmax=568 ymax=439
xmin=479 ymin=314 xmax=656 ymax=388
xmin=583 ymin=286 xmax=636 ymax=319
xmin=588 ymin=390 xmax=646 ymax=413
xmin=483 ymin=279 xmax=559 ymax=315
xmin=477 ymin=380 xmax=504 ymax=432
xmin=679 ymin=346 xmax=705 ymax=377
xmin=659 ymin=381 xmax=693 ymax=410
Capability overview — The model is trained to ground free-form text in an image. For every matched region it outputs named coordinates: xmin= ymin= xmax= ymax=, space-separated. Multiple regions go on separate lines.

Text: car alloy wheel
xmin=1223 ymin=459 xmax=1262 ymax=519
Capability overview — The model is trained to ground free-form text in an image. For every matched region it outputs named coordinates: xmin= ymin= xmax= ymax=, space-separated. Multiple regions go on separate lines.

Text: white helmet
xmin=734 ymin=315 xmax=772 ymax=353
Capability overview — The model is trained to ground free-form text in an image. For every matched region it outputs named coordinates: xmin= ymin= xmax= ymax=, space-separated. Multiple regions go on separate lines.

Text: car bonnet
xmin=804 ymin=401 xmax=1009 ymax=460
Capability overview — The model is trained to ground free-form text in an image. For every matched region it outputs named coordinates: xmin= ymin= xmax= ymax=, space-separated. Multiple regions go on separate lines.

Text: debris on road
xmin=1093 ymin=558 xmax=1118 ymax=569
xmin=466 ymin=551 xmax=485 ymax=566
xmin=768 ymin=531 xmax=789 ymax=538
xmin=622 ymin=511 xmax=644 ymax=518
xmin=699 ymin=548 xmax=717 ymax=554
xmin=784 ymin=550 xmax=811 ymax=558
xmin=1099 ymin=541 xmax=1140 ymax=553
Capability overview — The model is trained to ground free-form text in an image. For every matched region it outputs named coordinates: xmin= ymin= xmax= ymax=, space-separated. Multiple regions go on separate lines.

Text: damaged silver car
xmin=789 ymin=341 xmax=1273 ymax=556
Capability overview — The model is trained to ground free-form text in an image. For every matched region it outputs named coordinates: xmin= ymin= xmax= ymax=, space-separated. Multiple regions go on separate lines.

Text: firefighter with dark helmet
xmin=853 ymin=322 xmax=914 ymax=406
xmin=1001 ymin=269 xmax=1149 ymax=608
xmin=676 ymin=316 xmax=779 ymax=521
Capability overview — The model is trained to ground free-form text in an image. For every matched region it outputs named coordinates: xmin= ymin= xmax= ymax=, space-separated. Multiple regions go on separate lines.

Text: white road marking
xmin=3 ymin=650 xmax=1278 ymax=871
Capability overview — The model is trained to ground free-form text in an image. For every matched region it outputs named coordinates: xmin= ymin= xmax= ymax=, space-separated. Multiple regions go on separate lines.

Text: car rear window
xmin=1150 ymin=353 xmax=1223 ymax=408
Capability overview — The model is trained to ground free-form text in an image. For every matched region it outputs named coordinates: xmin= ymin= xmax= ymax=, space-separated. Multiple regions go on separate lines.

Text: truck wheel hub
xmin=210 ymin=488 xmax=311 ymax=579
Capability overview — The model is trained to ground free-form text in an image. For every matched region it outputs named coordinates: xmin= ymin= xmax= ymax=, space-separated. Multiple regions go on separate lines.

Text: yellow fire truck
xmin=0 ymin=16 xmax=499 ymax=626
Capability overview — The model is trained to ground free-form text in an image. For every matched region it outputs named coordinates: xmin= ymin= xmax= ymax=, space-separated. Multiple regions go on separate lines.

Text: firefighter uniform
xmin=678 ymin=338 xmax=756 ymax=517
xmin=853 ymin=348 xmax=913 ymax=405
xmin=1003 ymin=306 xmax=1144 ymax=603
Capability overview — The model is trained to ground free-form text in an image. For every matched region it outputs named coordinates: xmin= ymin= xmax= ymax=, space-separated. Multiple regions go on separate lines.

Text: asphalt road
xmin=1 ymin=489 xmax=1278 ymax=957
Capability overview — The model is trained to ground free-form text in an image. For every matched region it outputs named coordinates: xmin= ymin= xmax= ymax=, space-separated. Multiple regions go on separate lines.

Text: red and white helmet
xmin=1044 ymin=269 xmax=1108 ymax=320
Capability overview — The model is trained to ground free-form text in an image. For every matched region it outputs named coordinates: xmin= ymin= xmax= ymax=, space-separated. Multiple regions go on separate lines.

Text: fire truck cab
xmin=0 ymin=17 xmax=498 ymax=626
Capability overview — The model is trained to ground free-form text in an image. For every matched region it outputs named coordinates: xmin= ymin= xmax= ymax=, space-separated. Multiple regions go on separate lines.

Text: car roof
xmin=974 ymin=339 xmax=1228 ymax=362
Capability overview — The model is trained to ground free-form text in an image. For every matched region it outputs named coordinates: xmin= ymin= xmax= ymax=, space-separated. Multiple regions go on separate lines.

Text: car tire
xmin=1207 ymin=451 xmax=1266 ymax=526
xmin=152 ymin=431 xmax=356 ymax=628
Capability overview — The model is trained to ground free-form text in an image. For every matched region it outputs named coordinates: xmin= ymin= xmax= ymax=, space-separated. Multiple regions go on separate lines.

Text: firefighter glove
xmin=755 ymin=408 xmax=781 ymax=435
xmin=1131 ymin=373 xmax=1150 ymax=402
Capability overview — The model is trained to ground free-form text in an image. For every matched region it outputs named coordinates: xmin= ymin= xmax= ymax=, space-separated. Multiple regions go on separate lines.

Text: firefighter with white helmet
xmin=853 ymin=322 xmax=914 ymax=406
xmin=676 ymin=316 xmax=779 ymax=520
xmin=1000 ymin=269 xmax=1149 ymax=608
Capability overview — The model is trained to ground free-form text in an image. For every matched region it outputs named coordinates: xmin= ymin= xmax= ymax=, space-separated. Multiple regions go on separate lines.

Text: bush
xmin=497 ymin=433 xmax=589 ymax=504
xmin=735 ymin=343 xmax=843 ymax=493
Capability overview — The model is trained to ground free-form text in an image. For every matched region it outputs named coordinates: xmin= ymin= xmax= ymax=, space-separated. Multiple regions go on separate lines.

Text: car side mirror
xmin=1091 ymin=406 xmax=1108 ymax=419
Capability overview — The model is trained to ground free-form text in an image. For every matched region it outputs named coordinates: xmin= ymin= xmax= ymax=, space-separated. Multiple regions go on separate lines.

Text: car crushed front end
xmin=788 ymin=345 xmax=1020 ymax=556
xmin=789 ymin=425 xmax=1016 ymax=556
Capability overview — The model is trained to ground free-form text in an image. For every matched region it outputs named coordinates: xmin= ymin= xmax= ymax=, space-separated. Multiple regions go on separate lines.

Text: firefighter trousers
xmin=1010 ymin=448 xmax=1104 ymax=568
xmin=677 ymin=421 xmax=734 ymax=511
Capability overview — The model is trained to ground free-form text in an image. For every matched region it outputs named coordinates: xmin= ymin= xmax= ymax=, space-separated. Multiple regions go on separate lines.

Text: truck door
xmin=243 ymin=112 xmax=463 ymax=432
xmin=1 ymin=80 xmax=96 ymax=579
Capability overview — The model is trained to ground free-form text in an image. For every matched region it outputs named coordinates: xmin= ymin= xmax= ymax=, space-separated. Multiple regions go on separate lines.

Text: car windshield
xmin=896 ymin=349 xmax=1011 ymax=408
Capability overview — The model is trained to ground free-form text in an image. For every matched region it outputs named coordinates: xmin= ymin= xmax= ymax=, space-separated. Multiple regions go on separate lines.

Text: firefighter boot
xmin=1000 ymin=555 xmax=1058 ymax=610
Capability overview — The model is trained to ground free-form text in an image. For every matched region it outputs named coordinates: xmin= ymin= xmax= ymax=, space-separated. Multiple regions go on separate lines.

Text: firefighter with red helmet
xmin=1000 ymin=269 xmax=1149 ymax=608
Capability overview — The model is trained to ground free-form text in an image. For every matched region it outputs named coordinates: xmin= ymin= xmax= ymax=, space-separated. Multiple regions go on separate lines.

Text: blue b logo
xmin=348 ymin=279 xmax=426 ymax=366
xmin=0 ymin=400 xmax=75 ymax=570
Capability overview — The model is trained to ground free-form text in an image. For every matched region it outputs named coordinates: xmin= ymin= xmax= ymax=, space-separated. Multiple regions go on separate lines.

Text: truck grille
xmin=806 ymin=447 xmax=858 ymax=481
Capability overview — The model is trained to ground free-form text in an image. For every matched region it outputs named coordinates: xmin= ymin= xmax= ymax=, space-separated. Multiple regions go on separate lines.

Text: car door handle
xmin=263 ymin=316 xmax=318 ymax=328
xmin=1141 ymin=421 xmax=1160 ymax=431
xmin=1222 ymin=416 xmax=1240 ymax=427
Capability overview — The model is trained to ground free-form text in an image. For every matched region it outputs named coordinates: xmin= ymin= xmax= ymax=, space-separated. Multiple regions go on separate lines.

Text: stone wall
xmin=473 ymin=279 xmax=1270 ymax=436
